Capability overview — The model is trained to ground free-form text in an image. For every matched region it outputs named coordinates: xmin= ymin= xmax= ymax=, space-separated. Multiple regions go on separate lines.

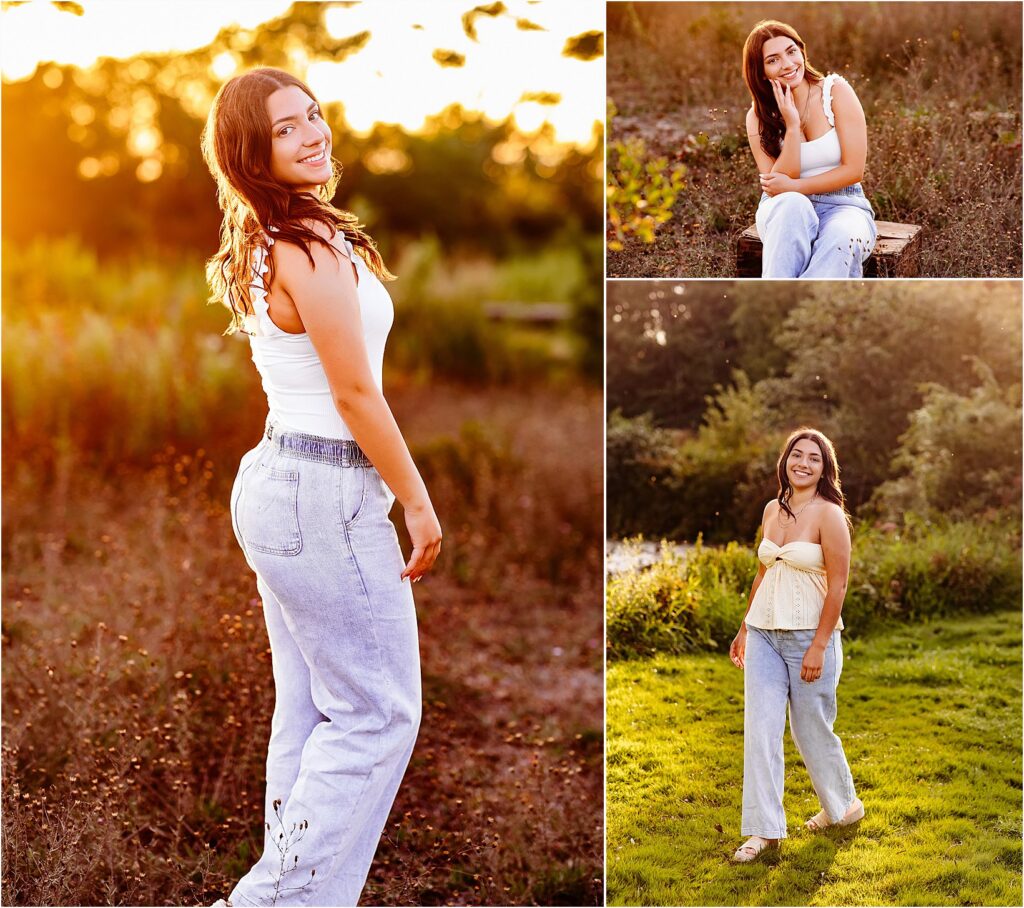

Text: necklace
xmin=781 ymin=493 xmax=818 ymax=522
xmin=797 ymin=83 xmax=816 ymax=131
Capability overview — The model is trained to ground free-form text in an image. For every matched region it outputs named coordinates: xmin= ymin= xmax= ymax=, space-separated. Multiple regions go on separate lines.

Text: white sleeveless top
xmin=242 ymin=231 xmax=394 ymax=440
xmin=799 ymin=73 xmax=848 ymax=178
xmin=744 ymin=539 xmax=844 ymax=631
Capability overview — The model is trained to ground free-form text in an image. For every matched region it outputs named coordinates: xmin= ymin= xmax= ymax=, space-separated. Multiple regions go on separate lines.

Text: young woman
xmin=728 ymin=429 xmax=864 ymax=862
xmin=201 ymin=67 xmax=442 ymax=906
xmin=743 ymin=20 xmax=877 ymax=278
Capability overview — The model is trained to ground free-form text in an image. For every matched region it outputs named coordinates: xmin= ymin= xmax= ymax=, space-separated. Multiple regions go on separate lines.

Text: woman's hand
xmin=769 ymin=78 xmax=801 ymax=130
xmin=729 ymin=625 xmax=748 ymax=669
xmin=800 ymin=641 xmax=825 ymax=682
xmin=402 ymin=502 xmax=442 ymax=583
xmin=759 ymin=172 xmax=800 ymax=197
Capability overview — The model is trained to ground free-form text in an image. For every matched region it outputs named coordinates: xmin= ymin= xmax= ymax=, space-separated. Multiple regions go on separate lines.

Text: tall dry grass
xmin=1 ymin=239 xmax=603 ymax=906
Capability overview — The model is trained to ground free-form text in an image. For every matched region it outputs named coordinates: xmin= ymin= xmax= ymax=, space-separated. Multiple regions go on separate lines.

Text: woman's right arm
xmin=746 ymin=81 xmax=802 ymax=183
xmin=274 ymin=234 xmax=441 ymax=582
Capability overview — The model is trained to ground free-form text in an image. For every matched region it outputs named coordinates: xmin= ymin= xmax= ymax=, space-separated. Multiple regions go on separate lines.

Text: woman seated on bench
xmin=743 ymin=20 xmax=877 ymax=278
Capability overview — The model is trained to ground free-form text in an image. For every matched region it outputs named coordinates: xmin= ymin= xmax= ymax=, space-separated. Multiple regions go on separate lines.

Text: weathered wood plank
xmin=736 ymin=220 xmax=923 ymax=278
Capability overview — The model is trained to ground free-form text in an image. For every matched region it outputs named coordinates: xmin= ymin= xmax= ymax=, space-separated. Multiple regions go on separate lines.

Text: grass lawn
xmin=607 ymin=611 xmax=1023 ymax=906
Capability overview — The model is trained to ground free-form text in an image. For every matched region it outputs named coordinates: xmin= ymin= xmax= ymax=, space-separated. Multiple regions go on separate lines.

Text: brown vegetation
xmin=607 ymin=1 xmax=1022 ymax=277
xmin=1 ymin=383 xmax=603 ymax=907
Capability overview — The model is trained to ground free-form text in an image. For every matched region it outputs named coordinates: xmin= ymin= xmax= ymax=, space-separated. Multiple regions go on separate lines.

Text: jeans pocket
xmin=240 ymin=462 xmax=302 ymax=555
xmin=338 ymin=465 xmax=368 ymax=528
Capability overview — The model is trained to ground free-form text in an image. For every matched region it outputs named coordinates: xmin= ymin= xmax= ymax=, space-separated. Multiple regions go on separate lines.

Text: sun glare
xmin=1 ymin=0 xmax=602 ymax=149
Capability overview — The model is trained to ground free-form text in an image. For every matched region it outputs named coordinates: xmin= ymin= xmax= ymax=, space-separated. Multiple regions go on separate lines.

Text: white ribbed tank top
xmin=799 ymin=73 xmax=848 ymax=178
xmin=241 ymin=231 xmax=394 ymax=440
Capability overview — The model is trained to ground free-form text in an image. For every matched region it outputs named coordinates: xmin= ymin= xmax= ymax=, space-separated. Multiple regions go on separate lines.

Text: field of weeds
xmin=1 ymin=245 xmax=604 ymax=906
xmin=607 ymin=1 xmax=1022 ymax=277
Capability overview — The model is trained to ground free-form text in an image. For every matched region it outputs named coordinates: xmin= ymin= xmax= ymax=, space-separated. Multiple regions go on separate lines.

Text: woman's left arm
xmin=794 ymin=80 xmax=867 ymax=195
xmin=800 ymin=505 xmax=851 ymax=681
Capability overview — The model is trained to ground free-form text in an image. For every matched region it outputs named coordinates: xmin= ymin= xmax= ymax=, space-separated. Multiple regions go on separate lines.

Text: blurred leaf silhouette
xmin=562 ymin=31 xmax=603 ymax=60
xmin=520 ymin=91 xmax=561 ymax=105
xmin=432 ymin=48 xmax=466 ymax=67
xmin=462 ymin=1 xmax=507 ymax=41
xmin=516 ymin=17 xmax=545 ymax=32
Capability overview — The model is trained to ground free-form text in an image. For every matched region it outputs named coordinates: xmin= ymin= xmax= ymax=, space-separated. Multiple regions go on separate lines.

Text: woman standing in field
xmin=743 ymin=20 xmax=877 ymax=278
xmin=201 ymin=67 xmax=441 ymax=906
xmin=728 ymin=429 xmax=863 ymax=862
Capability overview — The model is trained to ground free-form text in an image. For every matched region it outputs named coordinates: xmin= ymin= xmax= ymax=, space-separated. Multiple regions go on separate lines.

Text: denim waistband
xmin=806 ymin=183 xmax=874 ymax=213
xmin=760 ymin=183 xmax=873 ymax=212
xmin=808 ymin=183 xmax=866 ymax=199
xmin=264 ymin=421 xmax=372 ymax=467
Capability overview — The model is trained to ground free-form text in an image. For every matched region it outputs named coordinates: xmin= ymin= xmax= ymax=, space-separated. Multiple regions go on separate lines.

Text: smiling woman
xmin=728 ymin=428 xmax=864 ymax=863
xmin=201 ymin=66 xmax=442 ymax=908
xmin=743 ymin=20 xmax=878 ymax=278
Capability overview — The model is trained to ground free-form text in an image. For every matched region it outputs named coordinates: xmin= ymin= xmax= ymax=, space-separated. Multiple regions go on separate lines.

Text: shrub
xmin=607 ymin=520 xmax=1022 ymax=661
xmin=871 ymin=360 xmax=1023 ymax=520
xmin=606 ymin=539 xmax=754 ymax=660
xmin=606 ymin=103 xmax=687 ymax=252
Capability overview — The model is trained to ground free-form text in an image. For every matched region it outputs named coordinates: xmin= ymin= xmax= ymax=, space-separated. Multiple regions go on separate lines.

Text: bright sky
xmin=0 ymin=0 xmax=603 ymax=148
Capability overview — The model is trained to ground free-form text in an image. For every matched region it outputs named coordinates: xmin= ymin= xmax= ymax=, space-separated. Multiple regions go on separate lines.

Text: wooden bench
xmin=736 ymin=221 xmax=923 ymax=278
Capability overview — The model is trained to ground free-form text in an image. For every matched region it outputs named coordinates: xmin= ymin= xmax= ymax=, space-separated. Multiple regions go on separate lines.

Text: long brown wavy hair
xmin=742 ymin=20 xmax=825 ymax=160
xmin=201 ymin=67 xmax=394 ymax=335
xmin=775 ymin=428 xmax=851 ymax=525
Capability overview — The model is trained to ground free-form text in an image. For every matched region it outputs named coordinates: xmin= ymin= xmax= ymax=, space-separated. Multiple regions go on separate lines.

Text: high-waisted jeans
xmin=756 ymin=184 xmax=877 ymax=278
xmin=742 ymin=626 xmax=857 ymax=839
xmin=228 ymin=423 xmax=420 ymax=907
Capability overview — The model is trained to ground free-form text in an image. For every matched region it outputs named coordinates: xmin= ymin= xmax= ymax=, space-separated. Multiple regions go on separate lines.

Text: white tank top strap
xmin=821 ymin=73 xmax=849 ymax=128
xmin=244 ymin=236 xmax=288 ymax=338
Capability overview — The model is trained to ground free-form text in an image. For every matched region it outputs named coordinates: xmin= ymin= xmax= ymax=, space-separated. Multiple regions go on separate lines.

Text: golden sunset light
xmin=0 ymin=0 xmax=603 ymax=148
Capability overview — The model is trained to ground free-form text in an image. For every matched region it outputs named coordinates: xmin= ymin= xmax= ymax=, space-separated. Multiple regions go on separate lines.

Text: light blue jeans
xmin=741 ymin=626 xmax=857 ymax=839
xmin=756 ymin=185 xmax=877 ymax=278
xmin=228 ymin=423 xmax=420 ymax=907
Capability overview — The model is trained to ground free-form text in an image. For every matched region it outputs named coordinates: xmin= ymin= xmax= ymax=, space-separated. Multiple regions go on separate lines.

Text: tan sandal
xmin=805 ymin=797 xmax=864 ymax=831
xmin=732 ymin=835 xmax=776 ymax=862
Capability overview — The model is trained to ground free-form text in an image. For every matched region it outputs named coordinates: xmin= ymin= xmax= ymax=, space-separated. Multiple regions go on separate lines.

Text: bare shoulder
xmin=829 ymin=76 xmax=861 ymax=107
xmin=818 ymin=501 xmax=851 ymax=538
xmin=762 ymin=498 xmax=779 ymax=520
xmin=273 ymin=221 xmax=347 ymax=279
xmin=745 ymin=104 xmax=760 ymax=135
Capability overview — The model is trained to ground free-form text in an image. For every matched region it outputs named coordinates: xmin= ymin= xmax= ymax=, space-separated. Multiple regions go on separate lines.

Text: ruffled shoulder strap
xmin=243 ymin=230 xmax=284 ymax=337
xmin=821 ymin=73 xmax=850 ymax=128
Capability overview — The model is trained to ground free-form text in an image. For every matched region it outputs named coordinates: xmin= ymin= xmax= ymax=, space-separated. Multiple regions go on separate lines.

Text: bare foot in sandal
xmin=805 ymin=797 xmax=864 ymax=831
xmin=732 ymin=835 xmax=778 ymax=862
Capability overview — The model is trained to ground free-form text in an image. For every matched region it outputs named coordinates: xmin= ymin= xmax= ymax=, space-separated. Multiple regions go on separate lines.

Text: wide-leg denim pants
xmin=756 ymin=185 xmax=877 ymax=278
xmin=742 ymin=626 xmax=857 ymax=839
xmin=228 ymin=424 xmax=421 ymax=907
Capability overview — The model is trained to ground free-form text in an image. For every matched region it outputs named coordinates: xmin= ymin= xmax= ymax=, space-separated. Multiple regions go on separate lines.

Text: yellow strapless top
xmin=744 ymin=539 xmax=843 ymax=631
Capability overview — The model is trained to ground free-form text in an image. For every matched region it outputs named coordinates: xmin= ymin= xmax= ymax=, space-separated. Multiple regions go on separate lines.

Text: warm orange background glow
xmin=1 ymin=0 xmax=603 ymax=148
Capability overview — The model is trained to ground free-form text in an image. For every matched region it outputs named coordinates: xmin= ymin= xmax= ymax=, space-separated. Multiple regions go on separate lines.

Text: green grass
xmin=607 ymin=611 xmax=1023 ymax=906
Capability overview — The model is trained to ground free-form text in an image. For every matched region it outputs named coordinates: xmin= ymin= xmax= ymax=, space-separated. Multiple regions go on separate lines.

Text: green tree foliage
xmin=607 ymin=375 xmax=786 ymax=541
xmin=606 ymin=409 xmax=681 ymax=538
xmin=608 ymin=281 xmax=1022 ymax=538
xmin=872 ymin=360 xmax=1023 ymax=520
xmin=607 ymin=281 xmax=738 ymax=426
xmin=767 ymin=282 xmax=1021 ymax=504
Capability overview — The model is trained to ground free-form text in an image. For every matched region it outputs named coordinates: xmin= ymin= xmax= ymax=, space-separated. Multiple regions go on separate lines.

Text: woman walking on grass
xmin=201 ymin=67 xmax=442 ymax=906
xmin=743 ymin=20 xmax=877 ymax=278
xmin=729 ymin=429 xmax=863 ymax=862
